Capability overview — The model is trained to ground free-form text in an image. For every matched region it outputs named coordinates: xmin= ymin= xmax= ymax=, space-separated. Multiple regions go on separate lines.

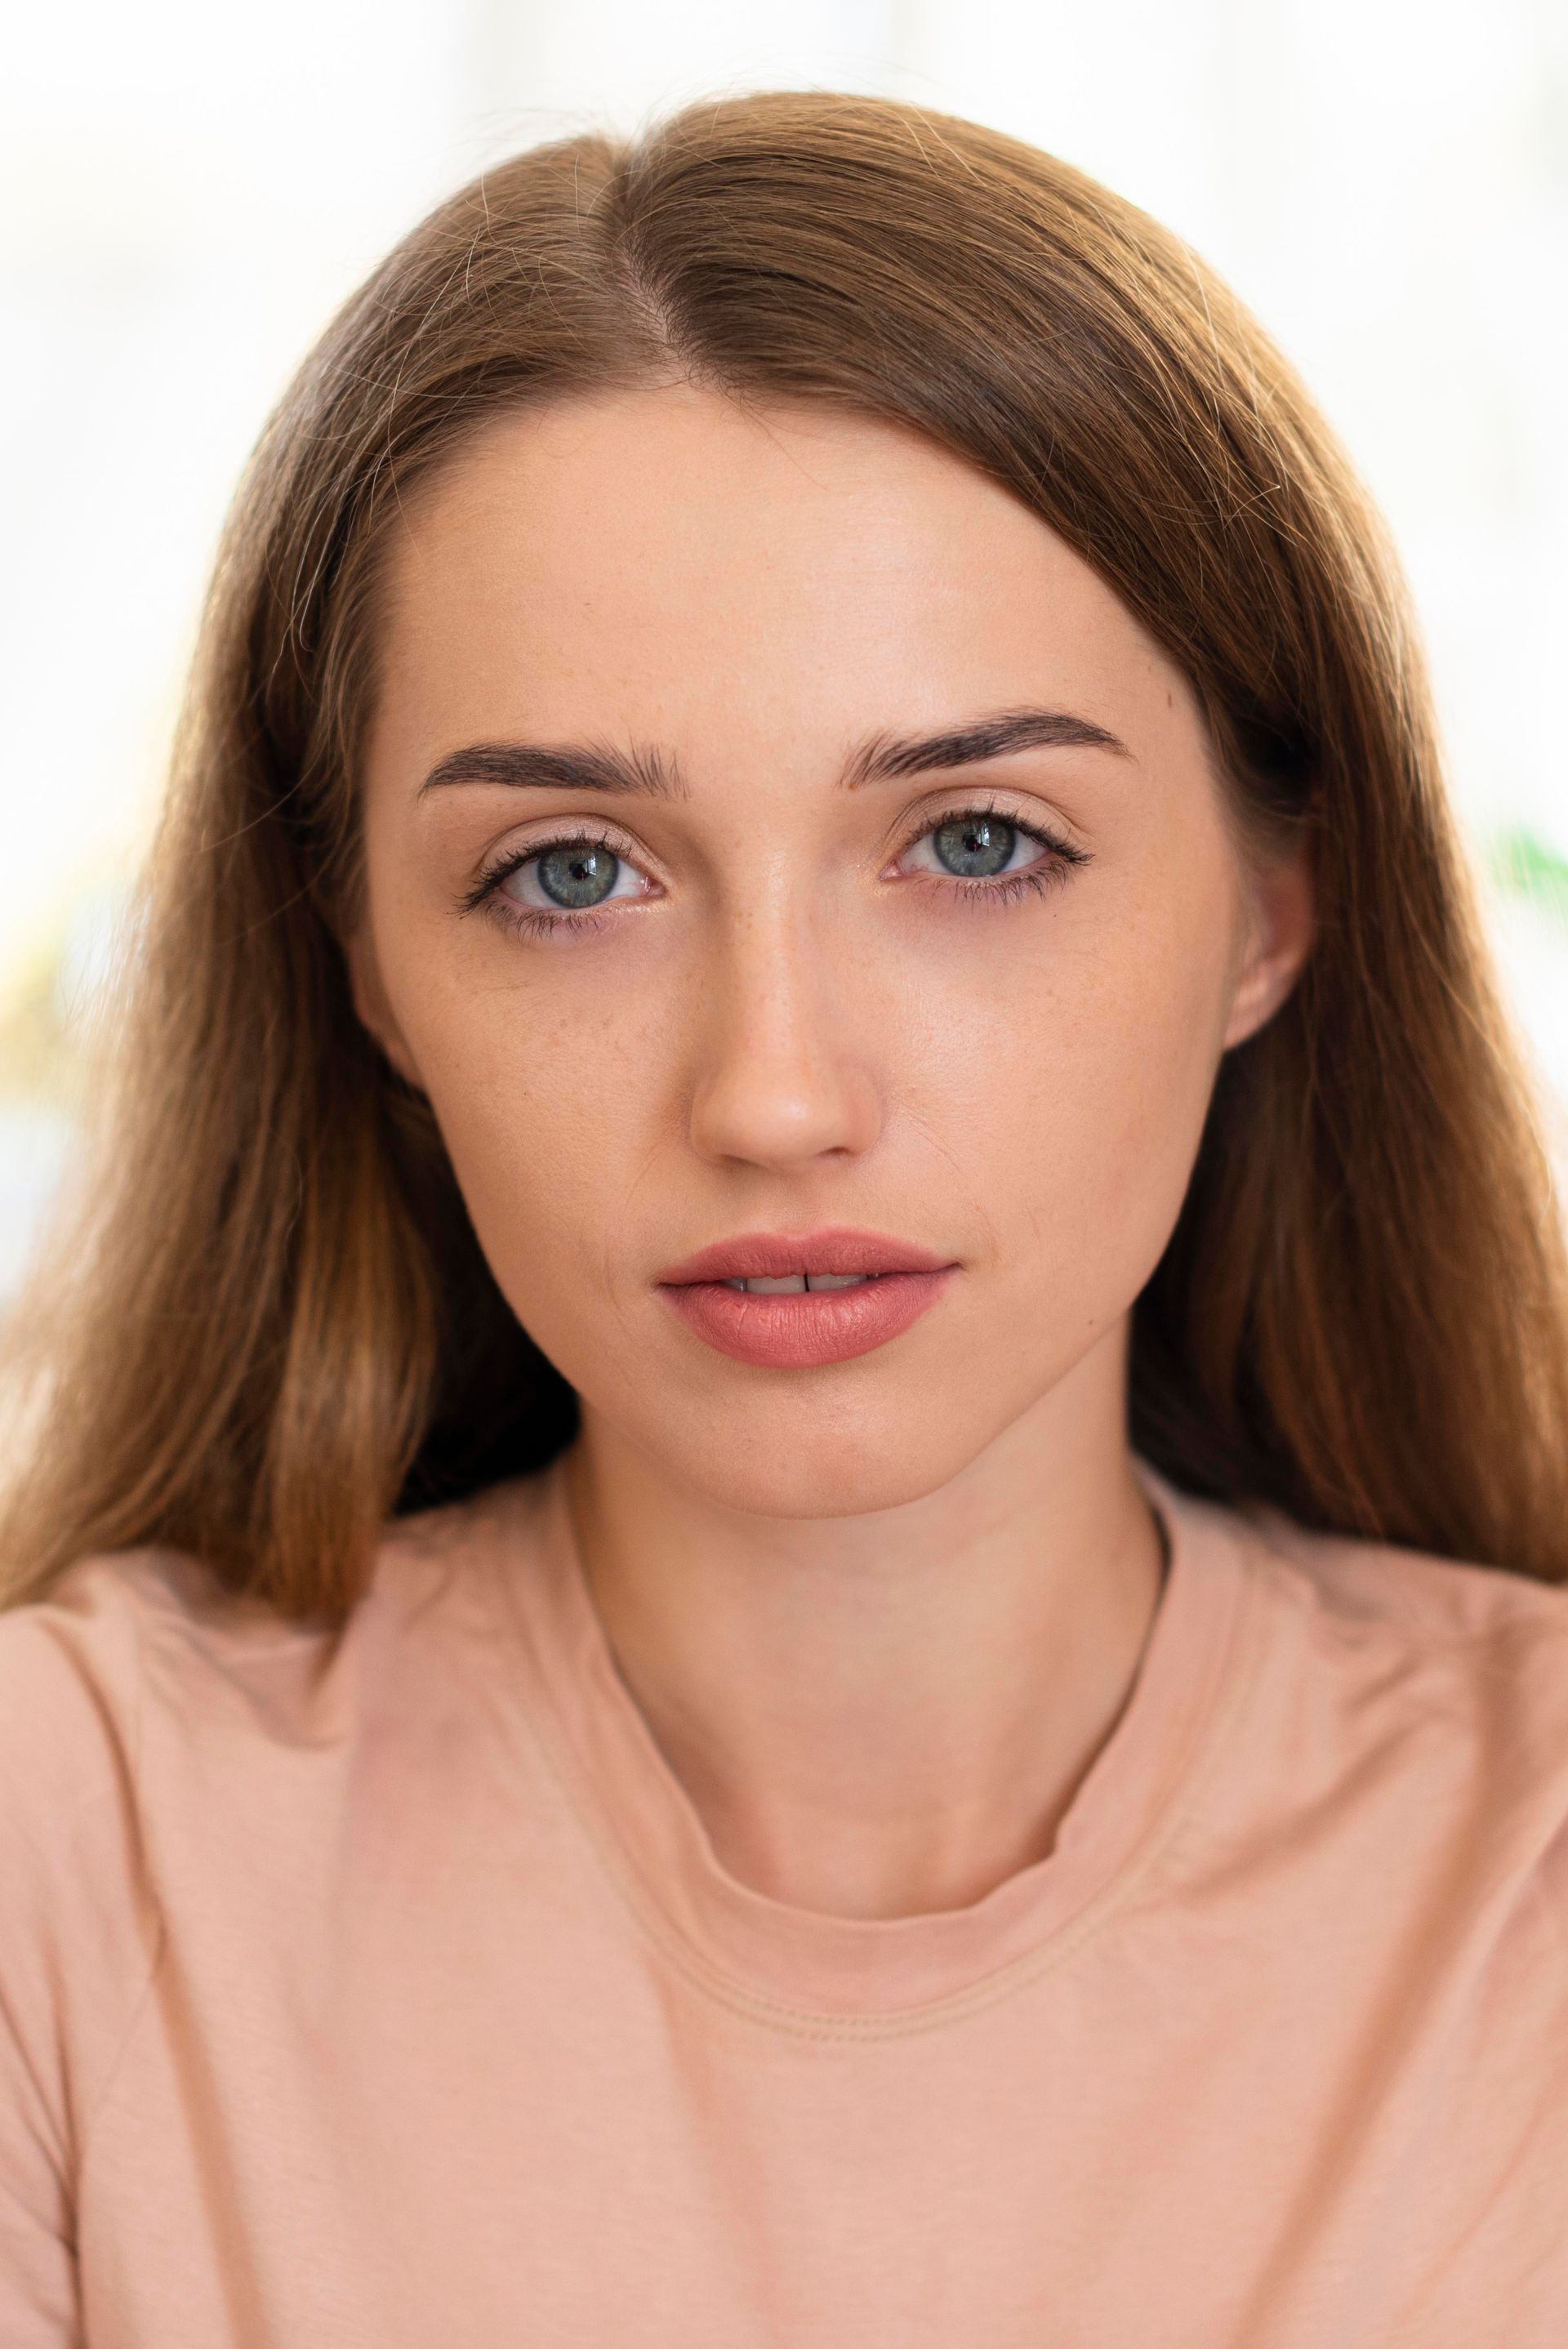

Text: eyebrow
xmin=415 ymin=706 xmax=1129 ymax=801
xmin=416 ymin=738 xmax=685 ymax=800
xmin=844 ymin=706 xmax=1129 ymax=786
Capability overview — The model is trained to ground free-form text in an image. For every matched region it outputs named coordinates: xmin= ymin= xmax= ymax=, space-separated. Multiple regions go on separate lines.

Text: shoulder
xmin=0 ymin=1476 xmax=531 ymax=2075
xmin=0 ymin=1479 xmax=522 ymax=1787
xmin=0 ymin=1473 xmax=544 ymax=1855
xmin=0 ymin=1484 xmax=521 ymax=2012
xmin=1235 ymin=1497 xmax=1568 ymax=1678
xmin=0 ymin=1554 xmax=191 ymax=2178
xmin=0 ymin=1546 xmax=183 ymax=1812
xmin=1227 ymin=1497 xmax=1568 ymax=1925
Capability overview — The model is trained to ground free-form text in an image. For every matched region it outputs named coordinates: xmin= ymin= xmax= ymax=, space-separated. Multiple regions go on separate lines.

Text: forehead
xmin=369 ymin=383 xmax=1197 ymax=760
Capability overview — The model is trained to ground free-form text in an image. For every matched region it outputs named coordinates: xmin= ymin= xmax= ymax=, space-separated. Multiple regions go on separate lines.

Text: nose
xmin=686 ymin=895 xmax=884 ymax=1171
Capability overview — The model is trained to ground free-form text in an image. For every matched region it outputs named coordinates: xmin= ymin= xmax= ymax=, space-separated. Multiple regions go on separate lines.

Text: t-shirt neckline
xmin=490 ymin=1453 xmax=1254 ymax=2032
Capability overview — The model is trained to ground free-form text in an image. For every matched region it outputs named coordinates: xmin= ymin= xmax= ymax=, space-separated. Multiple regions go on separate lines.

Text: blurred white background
xmin=2 ymin=0 xmax=1566 ymax=1302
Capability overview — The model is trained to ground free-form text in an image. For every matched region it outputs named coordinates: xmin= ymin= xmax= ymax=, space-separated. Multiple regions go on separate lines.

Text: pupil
xmin=537 ymin=844 xmax=618 ymax=908
xmin=934 ymin=814 xmax=1015 ymax=878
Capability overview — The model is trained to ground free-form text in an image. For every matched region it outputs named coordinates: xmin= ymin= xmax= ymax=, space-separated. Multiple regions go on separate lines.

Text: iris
xmin=933 ymin=814 xmax=1015 ymax=877
xmin=537 ymin=843 xmax=620 ymax=908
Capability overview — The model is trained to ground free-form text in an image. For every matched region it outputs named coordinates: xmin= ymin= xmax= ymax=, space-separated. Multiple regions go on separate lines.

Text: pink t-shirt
xmin=2 ymin=1453 xmax=1567 ymax=2345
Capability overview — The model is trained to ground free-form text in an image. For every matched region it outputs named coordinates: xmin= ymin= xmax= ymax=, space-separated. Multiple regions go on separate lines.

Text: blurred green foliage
xmin=1489 ymin=826 xmax=1568 ymax=929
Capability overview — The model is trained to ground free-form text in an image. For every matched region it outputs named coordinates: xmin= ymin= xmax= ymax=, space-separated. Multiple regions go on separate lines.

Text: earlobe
xmin=1222 ymin=845 xmax=1316 ymax=1051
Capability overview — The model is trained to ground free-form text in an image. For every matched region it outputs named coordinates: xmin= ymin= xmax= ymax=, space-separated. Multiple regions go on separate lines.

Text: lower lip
xmin=657 ymin=1268 xmax=956 ymax=1369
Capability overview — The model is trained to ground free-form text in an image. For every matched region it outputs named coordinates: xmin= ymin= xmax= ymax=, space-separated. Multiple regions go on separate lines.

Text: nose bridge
xmin=687 ymin=873 xmax=881 ymax=1169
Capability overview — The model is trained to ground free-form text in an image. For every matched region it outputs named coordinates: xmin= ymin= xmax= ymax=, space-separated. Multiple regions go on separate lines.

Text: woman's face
xmin=350 ymin=384 xmax=1311 ymax=1514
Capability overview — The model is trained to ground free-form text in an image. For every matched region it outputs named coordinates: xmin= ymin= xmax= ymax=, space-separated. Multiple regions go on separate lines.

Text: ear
xmin=1221 ymin=839 xmax=1316 ymax=1051
xmin=342 ymin=920 xmax=426 ymax=1093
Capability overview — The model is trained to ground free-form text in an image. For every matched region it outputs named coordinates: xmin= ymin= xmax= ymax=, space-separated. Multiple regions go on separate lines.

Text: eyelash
xmin=458 ymin=795 xmax=1089 ymax=943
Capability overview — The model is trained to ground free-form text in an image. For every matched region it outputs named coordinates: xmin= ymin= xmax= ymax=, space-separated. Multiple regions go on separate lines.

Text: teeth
xmin=721 ymin=1273 xmax=881 ymax=1294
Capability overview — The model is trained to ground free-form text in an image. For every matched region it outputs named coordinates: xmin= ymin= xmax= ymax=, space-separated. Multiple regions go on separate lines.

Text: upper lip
xmin=657 ymin=1225 xmax=956 ymax=1284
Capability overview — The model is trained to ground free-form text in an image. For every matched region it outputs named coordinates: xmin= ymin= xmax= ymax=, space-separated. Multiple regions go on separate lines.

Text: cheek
xmin=921 ymin=889 xmax=1232 ymax=1295
xmin=409 ymin=969 xmax=669 ymax=1308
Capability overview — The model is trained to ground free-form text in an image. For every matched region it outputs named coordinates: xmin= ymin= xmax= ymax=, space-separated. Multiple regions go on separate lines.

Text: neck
xmin=559 ymin=1333 xmax=1168 ymax=1922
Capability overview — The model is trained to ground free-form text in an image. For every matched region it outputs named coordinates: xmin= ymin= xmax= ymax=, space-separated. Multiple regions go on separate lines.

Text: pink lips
xmin=655 ymin=1225 xmax=959 ymax=1369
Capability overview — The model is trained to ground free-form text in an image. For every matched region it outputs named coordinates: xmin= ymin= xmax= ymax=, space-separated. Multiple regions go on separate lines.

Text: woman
xmin=2 ymin=87 xmax=1566 ymax=2346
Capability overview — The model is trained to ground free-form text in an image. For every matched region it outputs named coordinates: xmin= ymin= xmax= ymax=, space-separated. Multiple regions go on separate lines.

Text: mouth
xmin=715 ymin=1270 xmax=885 ymax=1294
xmin=655 ymin=1224 xmax=955 ymax=1287
xmin=654 ymin=1227 xmax=958 ymax=1369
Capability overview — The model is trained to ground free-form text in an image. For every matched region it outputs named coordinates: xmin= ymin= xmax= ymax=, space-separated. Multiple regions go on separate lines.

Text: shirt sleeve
xmin=0 ymin=1576 xmax=163 ymax=2346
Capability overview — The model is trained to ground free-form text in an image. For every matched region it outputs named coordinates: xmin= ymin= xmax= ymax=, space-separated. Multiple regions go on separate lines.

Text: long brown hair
xmin=3 ymin=88 xmax=1566 ymax=1619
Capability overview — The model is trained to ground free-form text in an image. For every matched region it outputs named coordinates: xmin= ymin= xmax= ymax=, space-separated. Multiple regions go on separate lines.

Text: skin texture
xmin=348 ymin=382 xmax=1313 ymax=1920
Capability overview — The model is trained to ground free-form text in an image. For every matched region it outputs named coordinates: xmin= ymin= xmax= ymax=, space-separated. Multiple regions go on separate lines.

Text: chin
xmin=648 ymin=1400 xmax=992 ymax=1522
